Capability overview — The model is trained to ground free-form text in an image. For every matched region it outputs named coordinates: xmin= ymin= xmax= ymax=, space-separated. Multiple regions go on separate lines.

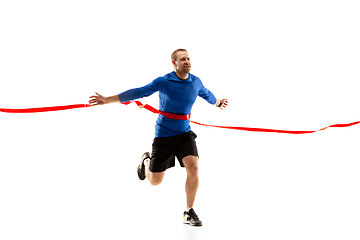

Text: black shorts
xmin=150 ymin=131 xmax=199 ymax=173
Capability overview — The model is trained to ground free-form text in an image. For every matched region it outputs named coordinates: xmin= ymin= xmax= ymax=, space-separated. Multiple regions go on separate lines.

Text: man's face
xmin=173 ymin=51 xmax=191 ymax=73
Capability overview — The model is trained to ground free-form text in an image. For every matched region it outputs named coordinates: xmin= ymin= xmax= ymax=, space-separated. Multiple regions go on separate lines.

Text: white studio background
xmin=1 ymin=0 xmax=359 ymax=240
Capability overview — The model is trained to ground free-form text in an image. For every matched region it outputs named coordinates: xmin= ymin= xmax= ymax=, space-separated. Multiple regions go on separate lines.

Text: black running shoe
xmin=183 ymin=208 xmax=202 ymax=227
xmin=137 ymin=152 xmax=150 ymax=181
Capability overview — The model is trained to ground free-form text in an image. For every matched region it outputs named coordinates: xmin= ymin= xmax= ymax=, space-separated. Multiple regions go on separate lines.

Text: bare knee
xmin=148 ymin=171 xmax=165 ymax=186
xmin=188 ymin=165 xmax=199 ymax=179
xmin=149 ymin=178 xmax=162 ymax=186
xmin=183 ymin=155 xmax=199 ymax=178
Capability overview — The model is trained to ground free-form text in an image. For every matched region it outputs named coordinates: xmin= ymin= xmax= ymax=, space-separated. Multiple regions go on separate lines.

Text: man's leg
xmin=144 ymin=159 xmax=165 ymax=186
xmin=138 ymin=152 xmax=165 ymax=186
xmin=182 ymin=155 xmax=199 ymax=209
xmin=182 ymin=155 xmax=202 ymax=226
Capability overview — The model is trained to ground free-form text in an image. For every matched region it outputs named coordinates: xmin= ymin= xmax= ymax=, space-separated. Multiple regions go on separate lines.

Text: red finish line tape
xmin=1 ymin=101 xmax=359 ymax=134
xmin=189 ymin=120 xmax=360 ymax=134
xmin=121 ymin=101 xmax=360 ymax=134
xmin=0 ymin=104 xmax=92 ymax=113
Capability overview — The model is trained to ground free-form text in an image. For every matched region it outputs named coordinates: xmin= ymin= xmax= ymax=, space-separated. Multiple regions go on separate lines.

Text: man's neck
xmin=175 ymin=71 xmax=189 ymax=80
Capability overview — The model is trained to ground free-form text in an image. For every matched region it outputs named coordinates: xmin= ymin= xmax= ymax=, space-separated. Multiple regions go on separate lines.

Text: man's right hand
xmin=89 ymin=93 xmax=120 ymax=106
xmin=89 ymin=92 xmax=107 ymax=106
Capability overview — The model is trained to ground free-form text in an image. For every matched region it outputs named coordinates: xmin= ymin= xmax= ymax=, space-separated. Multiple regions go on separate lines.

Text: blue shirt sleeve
xmin=118 ymin=77 xmax=163 ymax=103
xmin=198 ymin=81 xmax=217 ymax=105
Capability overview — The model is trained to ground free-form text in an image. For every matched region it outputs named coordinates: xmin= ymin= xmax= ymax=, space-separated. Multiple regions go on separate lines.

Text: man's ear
xmin=172 ymin=60 xmax=178 ymax=70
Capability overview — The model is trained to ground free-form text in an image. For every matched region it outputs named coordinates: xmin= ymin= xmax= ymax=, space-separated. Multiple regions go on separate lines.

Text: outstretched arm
xmin=89 ymin=92 xmax=120 ymax=106
xmin=215 ymin=98 xmax=228 ymax=110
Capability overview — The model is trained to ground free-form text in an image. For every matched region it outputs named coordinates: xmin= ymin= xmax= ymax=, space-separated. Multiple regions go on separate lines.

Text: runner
xmin=89 ymin=49 xmax=228 ymax=226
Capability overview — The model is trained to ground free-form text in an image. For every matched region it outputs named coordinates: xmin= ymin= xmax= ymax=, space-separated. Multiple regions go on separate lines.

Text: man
xmin=89 ymin=49 xmax=228 ymax=226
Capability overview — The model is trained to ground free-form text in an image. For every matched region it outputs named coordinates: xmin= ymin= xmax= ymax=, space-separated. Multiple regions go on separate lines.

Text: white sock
xmin=185 ymin=207 xmax=192 ymax=212
xmin=143 ymin=158 xmax=150 ymax=166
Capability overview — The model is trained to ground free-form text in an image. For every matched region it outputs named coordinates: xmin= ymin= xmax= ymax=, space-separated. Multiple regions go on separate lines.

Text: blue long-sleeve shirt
xmin=118 ymin=71 xmax=217 ymax=137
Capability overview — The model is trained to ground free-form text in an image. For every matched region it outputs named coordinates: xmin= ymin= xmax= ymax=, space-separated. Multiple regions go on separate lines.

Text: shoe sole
xmin=137 ymin=152 xmax=150 ymax=181
xmin=183 ymin=221 xmax=202 ymax=227
xmin=137 ymin=166 xmax=146 ymax=180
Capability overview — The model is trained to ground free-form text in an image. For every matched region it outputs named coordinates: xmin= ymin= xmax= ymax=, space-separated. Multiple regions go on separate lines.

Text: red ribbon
xmin=124 ymin=101 xmax=191 ymax=120
xmin=121 ymin=101 xmax=360 ymax=134
xmin=1 ymin=101 xmax=359 ymax=134
xmin=0 ymin=104 xmax=92 ymax=113
xmin=189 ymin=120 xmax=360 ymax=134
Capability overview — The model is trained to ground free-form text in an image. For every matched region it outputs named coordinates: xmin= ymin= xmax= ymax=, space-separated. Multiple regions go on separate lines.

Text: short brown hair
xmin=171 ymin=49 xmax=187 ymax=62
